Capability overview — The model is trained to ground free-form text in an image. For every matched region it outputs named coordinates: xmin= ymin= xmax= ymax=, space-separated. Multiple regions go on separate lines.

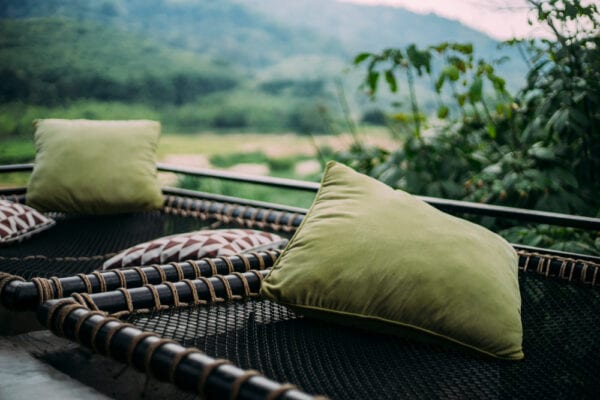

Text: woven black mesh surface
xmin=0 ymin=211 xmax=217 ymax=279
xmin=124 ymin=274 xmax=600 ymax=400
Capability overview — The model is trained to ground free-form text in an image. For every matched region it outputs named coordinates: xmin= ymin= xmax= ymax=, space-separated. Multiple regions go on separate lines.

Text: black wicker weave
xmin=38 ymin=265 xmax=600 ymax=400
xmin=0 ymin=211 xmax=210 ymax=279
xmin=124 ymin=274 xmax=600 ymax=400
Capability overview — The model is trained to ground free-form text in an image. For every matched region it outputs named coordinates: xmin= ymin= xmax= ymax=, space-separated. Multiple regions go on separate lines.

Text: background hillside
xmin=0 ymin=0 xmax=527 ymax=144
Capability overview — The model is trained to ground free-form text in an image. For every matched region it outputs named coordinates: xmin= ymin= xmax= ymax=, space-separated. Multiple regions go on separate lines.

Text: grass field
xmin=157 ymin=129 xmax=393 ymax=159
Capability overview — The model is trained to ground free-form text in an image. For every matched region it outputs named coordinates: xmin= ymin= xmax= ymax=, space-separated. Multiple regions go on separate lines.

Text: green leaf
xmin=552 ymin=168 xmax=578 ymax=189
xmin=451 ymin=43 xmax=473 ymax=54
xmin=503 ymin=104 xmax=513 ymax=119
xmin=367 ymin=71 xmax=380 ymax=92
xmin=392 ymin=112 xmax=408 ymax=122
xmin=385 ymin=70 xmax=397 ymax=92
xmin=486 ymin=122 xmax=497 ymax=139
xmin=471 ymin=151 xmax=490 ymax=164
xmin=448 ymin=57 xmax=466 ymax=73
xmin=482 ymin=163 xmax=502 ymax=176
xmin=502 ymin=172 xmax=519 ymax=188
xmin=435 ymin=74 xmax=446 ymax=92
xmin=406 ymin=44 xmax=432 ymax=75
xmin=437 ymin=105 xmax=449 ymax=119
xmin=490 ymin=75 xmax=506 ymax=92
xmin=564 ymin=2 xmax=578 ymax=19
xmin=528 ymin=145 xmax=555 ymax=161
xmin=469 ymin=77 xmax=483 ymax=103
xmin=443 ymin=65 xmax=460 ymax=81
xmin=570 ymin=108 xmax=590 ymax=128
xmin=546 ymin=108 xmax=569 ymax=132
xmin=431 ymin=42 xmax=449 ymax=54
xmin=354 ymin=52 xmax=371 ymax=64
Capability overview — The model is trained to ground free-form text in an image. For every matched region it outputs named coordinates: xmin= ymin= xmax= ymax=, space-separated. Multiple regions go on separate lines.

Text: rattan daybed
xmin=1 ymin=163 xmax=599 ymax=399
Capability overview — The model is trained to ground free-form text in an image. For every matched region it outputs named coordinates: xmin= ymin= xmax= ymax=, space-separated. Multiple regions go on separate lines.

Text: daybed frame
xmin=1 ymin=163 xmax=599 ymax=399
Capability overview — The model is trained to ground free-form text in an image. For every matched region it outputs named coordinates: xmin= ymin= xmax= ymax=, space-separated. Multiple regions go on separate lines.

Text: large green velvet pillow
xmin=261 ymin=161 xmax=523 ymax=360
xmin=26 ymin=119 xmax=164 ymax=214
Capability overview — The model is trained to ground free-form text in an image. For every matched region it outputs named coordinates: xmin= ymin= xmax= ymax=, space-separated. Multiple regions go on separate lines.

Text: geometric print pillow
xmin=0 ymin=199 xmax=55 ymax=246
xmin=102 ymin=229 xmax=286 ymax=270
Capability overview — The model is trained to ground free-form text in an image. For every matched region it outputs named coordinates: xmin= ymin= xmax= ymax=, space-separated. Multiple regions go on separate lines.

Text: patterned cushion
xmin=102 ymin=229 xmax=285 ymax=270
xmin=0 ymin=200 xmax=55 ymax=245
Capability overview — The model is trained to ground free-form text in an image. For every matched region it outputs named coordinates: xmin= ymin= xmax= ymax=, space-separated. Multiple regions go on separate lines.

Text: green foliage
xmin=0 ymin=0 xmax=347 ymax=69
xmin=0 ymin=138 xmax=35 ymax=164
xmin=346 ymin=0 xmax=600 ymax=254
xmin=0 ymin=101 xmax=161 ymax=139
xmin=210 ymin=151 xmax=312 ymax=173
xmin=352 ymin=42 xmax=511 ymax=200
xmin=361 ymin=109 xmax=387 ymax=125
xmin=176 ymin=153 xmax=318 ymax=209
xmin=0 ymin=94 xmax=335 ymax=140
xmin=210 ymin=152 xmax=270 ymax=168
xmin=0 ymin=19 xmax=238 ymax=107
xmin=467 ymin=0 xmax=600 ymax=217
xmin=287 ymin=104 xmax=330 ymax=135
xmin=177 ymin=175 xmax=316 ymax=209
xmin=500 ymin=225 xmax=600 ymax=255
xmin=355 ymin=42 xmax=510 ymax=138
xmin=0 ymin=15 xmax=340 ymax=137
xmin=335 ymin=142 xmax=389 ymax=176
xmin=259 ymin=79 xmax=325 ymax=97
xmin=169 ymin=90 xmax=333 ymax=133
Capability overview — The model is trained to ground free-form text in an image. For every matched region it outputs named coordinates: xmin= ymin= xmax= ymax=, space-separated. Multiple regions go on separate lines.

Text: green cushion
xmin=26 ymin=119 xmax=164 ymax=214
xmin=261 ymin=161 xmax=523 ymax=360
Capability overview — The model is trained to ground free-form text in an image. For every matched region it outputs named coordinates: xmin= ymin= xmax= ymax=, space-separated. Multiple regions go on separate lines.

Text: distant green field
xmin=0 ymin=129 xmax=395 ymax=208
xmin=0 ymin=132 xmax=324 ymax=206
xmin=0 ymin=128 xmax=393 ymax=164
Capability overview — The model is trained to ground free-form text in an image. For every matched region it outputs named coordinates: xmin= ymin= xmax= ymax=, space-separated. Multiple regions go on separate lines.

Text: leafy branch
xmin=343 ymin=0 xmax=600 ymax=253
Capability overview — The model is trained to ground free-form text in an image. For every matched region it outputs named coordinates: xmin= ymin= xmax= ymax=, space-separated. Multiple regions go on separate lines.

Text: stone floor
xmin=0 ymin=330 xmax=194 ymax=399
xmin=0 ymin=331 xmax=110 ymax=399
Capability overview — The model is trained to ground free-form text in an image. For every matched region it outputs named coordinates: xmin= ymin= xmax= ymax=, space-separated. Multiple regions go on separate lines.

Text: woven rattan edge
xmin=3 ymin=246 xmax=599 ymax=313
xmin=0 ymin=251 xmax=281 ymax=312
xmin=36 ymin=297 xmax=319 ymax=400
xmin=74 ymin=270 xmax=270 ymax=316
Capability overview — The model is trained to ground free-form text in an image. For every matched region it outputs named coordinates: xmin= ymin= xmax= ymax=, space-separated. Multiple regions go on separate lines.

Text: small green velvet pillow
xmin=261 ymin=161 xmax=523 ymax=360
xmin=27 ymin=119 xmax=164 ymax=214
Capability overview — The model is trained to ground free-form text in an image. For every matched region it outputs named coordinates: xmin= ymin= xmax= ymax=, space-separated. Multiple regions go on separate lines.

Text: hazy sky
xmin=339 ymin=0 xmax=549 ymax=40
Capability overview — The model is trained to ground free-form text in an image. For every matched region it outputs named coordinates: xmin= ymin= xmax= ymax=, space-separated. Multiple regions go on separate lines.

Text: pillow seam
xmin=277 ymin=300 xmax=524 ymax=361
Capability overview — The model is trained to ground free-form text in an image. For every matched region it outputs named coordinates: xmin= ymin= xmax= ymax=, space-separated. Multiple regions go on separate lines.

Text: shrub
xmin=345 ymin=0 xmax=600 ymax=254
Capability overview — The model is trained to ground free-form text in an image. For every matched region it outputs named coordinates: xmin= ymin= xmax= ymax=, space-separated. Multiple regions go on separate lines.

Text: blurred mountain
xmin=1 ymin=0 xmax=525 ymax=78
xmin=240 ymin=0 xmax=500 ymax=54
xmin=0 ymin=0 xmax=527 ymax=135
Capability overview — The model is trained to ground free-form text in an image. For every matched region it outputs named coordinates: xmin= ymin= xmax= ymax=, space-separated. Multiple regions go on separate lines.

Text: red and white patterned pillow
xmin=0 ymin=199 xmax=55 ymax=246
xmin=102 ymin=229 xmax=285 ymax=270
